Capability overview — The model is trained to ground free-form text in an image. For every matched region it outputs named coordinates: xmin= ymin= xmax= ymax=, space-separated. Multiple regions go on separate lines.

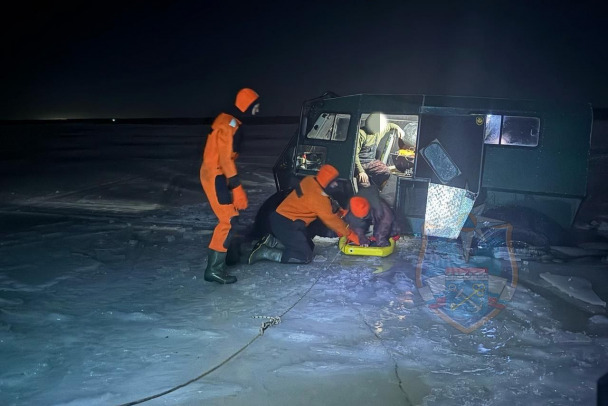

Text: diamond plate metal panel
xmin=424 ymin=183 xmax=475 ymax=239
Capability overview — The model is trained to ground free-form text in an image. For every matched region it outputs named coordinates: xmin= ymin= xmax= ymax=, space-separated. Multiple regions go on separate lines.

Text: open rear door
xmin=415 ymin=114 xmax=485 ymax=238
xmin=416 ymin=114 xmax=485 ymax=193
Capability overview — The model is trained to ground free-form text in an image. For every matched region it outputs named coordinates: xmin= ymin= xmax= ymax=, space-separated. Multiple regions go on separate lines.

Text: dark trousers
xmin=269 ymin=211 xmax=314 ymax=263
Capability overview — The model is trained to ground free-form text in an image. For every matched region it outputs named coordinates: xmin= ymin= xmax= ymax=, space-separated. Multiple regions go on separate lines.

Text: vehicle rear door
xmin=415 ymin=114 xmax=486 ymax=194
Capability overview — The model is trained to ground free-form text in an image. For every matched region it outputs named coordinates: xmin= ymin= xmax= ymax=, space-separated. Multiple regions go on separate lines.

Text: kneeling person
xmin=248 ymin=164 xmax=360 ymax=264
xmin=357 ymin=185 xmax=400 ymax=247
xmin=341 ymin=196 xmax=372 ymax=246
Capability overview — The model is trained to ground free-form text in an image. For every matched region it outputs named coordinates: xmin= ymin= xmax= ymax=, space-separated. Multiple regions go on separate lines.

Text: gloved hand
xmin=346 ymin=230 xmax=360 ymax=246
xmin=337 ymin=208 xmax=348 ymax=218
xmin=232 ymin=185 xmax=248 ymax=210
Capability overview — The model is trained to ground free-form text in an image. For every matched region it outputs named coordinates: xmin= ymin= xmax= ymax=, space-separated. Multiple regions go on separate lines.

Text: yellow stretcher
xmin=338 ymin=236 xmax=396 ymax=257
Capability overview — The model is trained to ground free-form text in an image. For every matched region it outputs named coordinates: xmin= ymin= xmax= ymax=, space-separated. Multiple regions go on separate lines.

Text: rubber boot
xmin=259 ymin=233 xmax=284 ymax=249
xmin=204 ymin=250 xmax=237 ymax=284
xmin=225 ymin=236 xmax=243 ymax=266
xmin=248 ymin=244 xmax=283 ymax=265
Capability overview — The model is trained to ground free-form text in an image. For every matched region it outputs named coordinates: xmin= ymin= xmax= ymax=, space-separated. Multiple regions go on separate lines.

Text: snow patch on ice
xmin=274 ymin=331 xmax=321 ymax=343
xmin=551 ymin=330 xmax=592 ymax=344
xmin=540 ymin=272 xmax=606 ymax=307
xmin=274 ymin=360 xmax=375 ymax=375
xmin=578 ymin=241 xmax=608 ymax=251
xmin=550 ymin=245 xmax=607 ymax=257
xmin=0 ymin=297 xmax=24 ymax=306
xmin=589 ymin=315 xmax=608 ymax=325
xmin=53 ymin=392 xmax=117 ymax=406
xmin=108 ymin=311 xmax=161 ymax=322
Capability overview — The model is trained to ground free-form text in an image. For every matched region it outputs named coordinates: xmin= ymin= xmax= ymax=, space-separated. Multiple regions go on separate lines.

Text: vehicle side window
xmin=484 ymin=115 xmax=540 ymax=147
xmin=484 ymin=115 xmax=501 ymax=144
xmin=306 ymin=113 xmax=350 ymax=141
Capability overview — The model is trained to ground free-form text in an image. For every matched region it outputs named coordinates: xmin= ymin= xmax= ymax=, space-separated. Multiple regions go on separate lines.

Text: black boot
xmin=248 ymin=244 xmax=283 ymax=264
xmin=225 ymin=237 xmax=244 ymax=266
xmin=259 ymin=233 xmax=284 ymax=249
xmin=204 ymin=250 xmax=237 ymax=284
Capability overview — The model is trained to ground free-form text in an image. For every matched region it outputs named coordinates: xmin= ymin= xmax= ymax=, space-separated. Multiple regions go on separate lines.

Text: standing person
xmin=200 ymin=87 xmax=260 ymax=284
xmin=248 ymin=164 xmax=360 ymax=265
xmin=355 ymin=112 xmax=405 ymax=189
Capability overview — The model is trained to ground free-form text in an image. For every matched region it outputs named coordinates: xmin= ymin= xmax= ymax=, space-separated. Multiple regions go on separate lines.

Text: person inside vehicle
xmin=247 ymin=164 xmax=361 ymax=265
xmin=355 ymin=112 xmax=405 ymax=189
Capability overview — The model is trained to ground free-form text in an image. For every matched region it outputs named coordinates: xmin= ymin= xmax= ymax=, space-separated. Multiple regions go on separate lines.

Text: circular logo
xmin=476 ymin=116 xmax=484 ymax=126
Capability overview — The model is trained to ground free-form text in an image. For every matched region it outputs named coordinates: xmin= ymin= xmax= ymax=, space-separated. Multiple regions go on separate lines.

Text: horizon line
xmin=2 ymin=107 xmax=608 ymax=123
xmin=0 ymin=116 xmax=301 ymax=125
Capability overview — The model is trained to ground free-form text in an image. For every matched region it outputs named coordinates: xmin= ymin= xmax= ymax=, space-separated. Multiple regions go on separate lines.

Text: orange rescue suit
xmin=276 ymin=176 xmax=351 ymax=237
xmin=200 ymin=112 xmax=242 ymax=252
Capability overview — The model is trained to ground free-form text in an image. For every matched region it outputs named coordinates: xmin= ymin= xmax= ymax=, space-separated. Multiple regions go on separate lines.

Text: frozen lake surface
xmin=0 ymin=122 xmax=607 ymax=405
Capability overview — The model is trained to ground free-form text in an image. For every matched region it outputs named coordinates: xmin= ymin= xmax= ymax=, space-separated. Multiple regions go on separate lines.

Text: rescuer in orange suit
xmin=200 ymin=88 xmax=260 ymax=284
xmin=247 ymin=164 xmax=361 ymax=265
xmin=340 ymin=196 xmax=372 ymax=246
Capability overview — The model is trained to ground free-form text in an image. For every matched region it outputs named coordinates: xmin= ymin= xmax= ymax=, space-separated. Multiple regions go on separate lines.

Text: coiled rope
xmin=117 ymin=252 xmax=339 ymax=406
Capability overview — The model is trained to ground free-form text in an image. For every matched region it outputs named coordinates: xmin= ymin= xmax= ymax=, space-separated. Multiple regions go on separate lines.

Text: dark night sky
xmin=2 ymin=0 xmax=607 ymax=120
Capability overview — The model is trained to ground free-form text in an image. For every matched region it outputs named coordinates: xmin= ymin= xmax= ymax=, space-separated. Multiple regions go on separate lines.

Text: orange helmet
xmin=349 ymin=196 xmax=370 ymax=218
xmin=235 ymin=88 xmax=259 ymax=112
xmin=316 ymin=164 xmax=339 ymax=188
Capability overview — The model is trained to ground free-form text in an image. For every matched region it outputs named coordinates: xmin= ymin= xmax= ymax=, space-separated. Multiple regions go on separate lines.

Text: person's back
xmin=248 ymin=165 xmax=360 ymax=265
xmin=276 ymin=176 xmax=350 ymax=235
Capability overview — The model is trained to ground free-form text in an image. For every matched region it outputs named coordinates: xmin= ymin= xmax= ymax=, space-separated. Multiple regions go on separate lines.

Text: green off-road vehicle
xmin=271 ymin=92 xmax=593 ymax=248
